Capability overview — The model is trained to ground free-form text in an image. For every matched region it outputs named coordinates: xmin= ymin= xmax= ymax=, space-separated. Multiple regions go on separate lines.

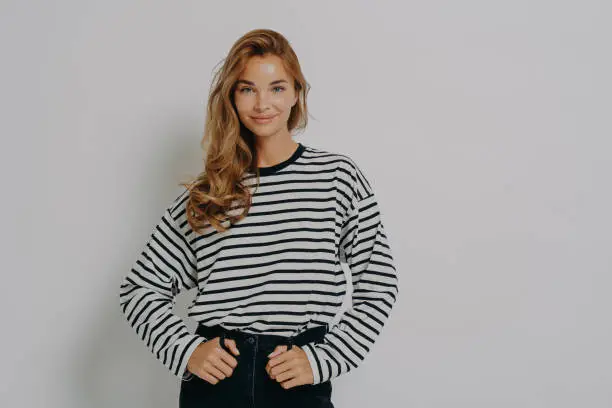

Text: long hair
xmin=180 ymin=29 xmax=311 ymax=234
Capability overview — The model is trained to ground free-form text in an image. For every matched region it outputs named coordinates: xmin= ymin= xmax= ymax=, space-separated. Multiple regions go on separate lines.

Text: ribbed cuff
xmin=302 ymin=342 xmax=324 ymax=385
xmin=177 ymin=335 xmax=207 ymax=381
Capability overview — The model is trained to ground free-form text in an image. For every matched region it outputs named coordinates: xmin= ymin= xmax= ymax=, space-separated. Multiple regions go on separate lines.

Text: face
xmin=233 ymin=54 xmax=298 ymax=139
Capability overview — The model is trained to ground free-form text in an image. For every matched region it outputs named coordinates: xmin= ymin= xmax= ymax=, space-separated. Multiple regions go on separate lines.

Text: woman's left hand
xmin=265 ymin=344 xmax=314 ymax=389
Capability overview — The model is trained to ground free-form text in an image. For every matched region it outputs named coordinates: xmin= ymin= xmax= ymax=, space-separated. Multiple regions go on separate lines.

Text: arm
xmin=118 ymin=204 xmax=206 ymax=381
xmin=302 ymin=164 xmax=400 ymax=384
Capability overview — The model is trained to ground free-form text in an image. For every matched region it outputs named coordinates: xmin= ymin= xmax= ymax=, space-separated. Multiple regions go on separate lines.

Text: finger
xmin=199 ymin=371 xmax=220 ymax=385
xmin=268 ymin=349 xmax=292 ymax=369
xmin=217 ymin=346 xmax=239 ymax=369
xmin=205 ymin=363 xmax=228 ymax=381
xmin=271 ymin=360 xmax=296 ymax=380
xmin=266 ymin=347 xmax=290 ymax=373
xmin=276 ymin=366 xmax=300 ymax=384
xmin=226 ymin=339 xmax=240 ymax=356
xmin=280 ymin=376 xmax=302 ymax=389
xmin=268 ymin=344 xmax=288 ymax=358
xmin=212 ymin=355 xmax=235 ymax=377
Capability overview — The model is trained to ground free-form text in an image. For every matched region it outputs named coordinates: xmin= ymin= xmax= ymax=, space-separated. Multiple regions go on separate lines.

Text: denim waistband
xmin=195 ymin=323 xmax=329 ymax=353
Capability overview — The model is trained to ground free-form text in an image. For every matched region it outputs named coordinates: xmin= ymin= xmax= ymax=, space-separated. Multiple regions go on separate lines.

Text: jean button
xmin=247 ymin=337 xmax=254 ymax=344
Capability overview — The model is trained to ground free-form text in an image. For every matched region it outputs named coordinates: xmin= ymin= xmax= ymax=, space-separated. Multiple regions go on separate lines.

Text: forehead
xmin=239 ymin=54 xmax=290 ymax=80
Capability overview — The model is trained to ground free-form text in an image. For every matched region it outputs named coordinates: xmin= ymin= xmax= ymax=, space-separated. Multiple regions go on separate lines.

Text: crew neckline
xmin=256 ymin=142 xmax=305 ymax=176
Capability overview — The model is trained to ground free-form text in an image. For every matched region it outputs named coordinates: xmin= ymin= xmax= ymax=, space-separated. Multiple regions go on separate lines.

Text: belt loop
xmin=219 ymin=331 xmax=231 ymax=354
xmin=286 ymin=335 xmax=294 ymax=351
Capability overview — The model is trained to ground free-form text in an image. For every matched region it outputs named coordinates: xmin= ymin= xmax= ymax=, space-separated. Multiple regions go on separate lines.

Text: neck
xmin=254 ymin=133 xmax=298 ymax=168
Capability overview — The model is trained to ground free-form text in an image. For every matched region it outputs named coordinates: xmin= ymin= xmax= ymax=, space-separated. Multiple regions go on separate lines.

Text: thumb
xmin=225 ymin=339 xmax=240 ymax=355
xmin=226 ymin=339 xmax=240 ymax=356
xmin=267 ymin=345 xmax=288 ymax=358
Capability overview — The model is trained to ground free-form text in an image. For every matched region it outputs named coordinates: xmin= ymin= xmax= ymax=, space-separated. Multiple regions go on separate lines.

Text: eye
xmin=239 ymin=87 xmax=254 ymax=94
xmin=272 ymin=86 xmax=285 ymax=93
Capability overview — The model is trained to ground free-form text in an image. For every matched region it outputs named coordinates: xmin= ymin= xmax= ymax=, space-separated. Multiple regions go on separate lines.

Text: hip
xmin=179 ymin=323 xmax=334 ymax=408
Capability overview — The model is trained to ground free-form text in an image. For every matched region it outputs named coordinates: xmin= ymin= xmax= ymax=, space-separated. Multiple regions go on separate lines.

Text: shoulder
xmin=304 ymin=146 xmax=374 ymax=200
xmin=301 ymin=143 xmax=366 ymax=179
xmin=166 ymin=186 xmax=191 ymax=222
xmin=303 ymin=143 xmax=374 ymax=201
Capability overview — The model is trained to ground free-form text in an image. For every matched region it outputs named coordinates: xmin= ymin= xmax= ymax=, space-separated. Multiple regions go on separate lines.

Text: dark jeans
xmin=179 ymin=323 xmax=335 ymax=408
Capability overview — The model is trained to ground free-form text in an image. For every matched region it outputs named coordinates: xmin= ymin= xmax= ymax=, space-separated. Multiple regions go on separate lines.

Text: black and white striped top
xmin=119 ymin=142 xmax=399 ymax=384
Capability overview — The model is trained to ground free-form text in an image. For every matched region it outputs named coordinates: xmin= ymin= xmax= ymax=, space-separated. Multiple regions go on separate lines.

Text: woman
xmin=119 ymin=28 xmax=399 ymax=408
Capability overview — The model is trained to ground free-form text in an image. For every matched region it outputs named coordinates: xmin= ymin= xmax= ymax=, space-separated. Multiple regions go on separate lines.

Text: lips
xmin=252 ymin=114 xmax=278 ymax=124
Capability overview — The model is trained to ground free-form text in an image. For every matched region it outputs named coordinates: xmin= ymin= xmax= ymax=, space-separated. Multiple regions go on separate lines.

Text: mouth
xmin=251 ymin=114 xmax=279 ymax=124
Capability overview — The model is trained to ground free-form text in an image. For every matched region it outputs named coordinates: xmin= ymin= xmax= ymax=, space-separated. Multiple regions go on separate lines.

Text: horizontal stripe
xmin=118 ymin=143 xmax=399 ymax=383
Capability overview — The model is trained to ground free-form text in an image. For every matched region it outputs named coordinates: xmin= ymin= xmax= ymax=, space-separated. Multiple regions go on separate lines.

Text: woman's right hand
xmin=186 ymin=337 xmax=240 ymax=384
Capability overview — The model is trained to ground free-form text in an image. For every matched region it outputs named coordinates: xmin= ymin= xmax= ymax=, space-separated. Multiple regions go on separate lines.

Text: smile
xmin=252 ymin=114 xmax=278 ymax=124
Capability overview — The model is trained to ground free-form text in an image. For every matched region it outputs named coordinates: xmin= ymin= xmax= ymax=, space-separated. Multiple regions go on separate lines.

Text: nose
xmin=254 ymin=91 xmax=270 ymax=112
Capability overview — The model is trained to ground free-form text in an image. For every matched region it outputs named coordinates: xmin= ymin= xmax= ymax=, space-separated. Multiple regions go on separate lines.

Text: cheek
xmin=233 ymin=95 xmax=250 ymax=113
xmin=275 ymin=95 xmax=295 ymax=112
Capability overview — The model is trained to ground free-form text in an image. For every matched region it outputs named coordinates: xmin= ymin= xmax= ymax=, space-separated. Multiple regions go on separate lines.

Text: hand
xmin=186 ymin=336 xmax=240 ymax=385
xmin=265 ymin=344 xmax=314 ymax=389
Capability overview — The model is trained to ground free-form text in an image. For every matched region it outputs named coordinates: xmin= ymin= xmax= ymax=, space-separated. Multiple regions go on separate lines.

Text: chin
xmin=246 ymin=124 xmax=281 ymax=136
xmin=251 ymin=129 xmax=279 ymax=138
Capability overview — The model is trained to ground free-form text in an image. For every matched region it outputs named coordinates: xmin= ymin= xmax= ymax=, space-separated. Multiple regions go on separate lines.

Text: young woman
xmin=119 ymin=28 xmax=399 ymax=408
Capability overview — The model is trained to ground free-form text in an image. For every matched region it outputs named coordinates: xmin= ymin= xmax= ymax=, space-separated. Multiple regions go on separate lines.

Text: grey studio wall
xmin=1 ymin=1 xmax=610 ymax=407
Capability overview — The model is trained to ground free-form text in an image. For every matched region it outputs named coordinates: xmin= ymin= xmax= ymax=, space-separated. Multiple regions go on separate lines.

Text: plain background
xmin=1 ymin=0 xmax=610 ymax=407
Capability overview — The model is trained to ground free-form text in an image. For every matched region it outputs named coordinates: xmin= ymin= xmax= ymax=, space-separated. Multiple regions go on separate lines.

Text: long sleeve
xmin=118 ymin=204 xmax=207 ymax=381
xmin=302 ymin=163 xmax=400 ymax=384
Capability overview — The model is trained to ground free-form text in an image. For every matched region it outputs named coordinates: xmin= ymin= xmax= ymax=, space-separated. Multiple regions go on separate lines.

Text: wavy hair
xmin=180 ymin=29 xmax=311 ymax=234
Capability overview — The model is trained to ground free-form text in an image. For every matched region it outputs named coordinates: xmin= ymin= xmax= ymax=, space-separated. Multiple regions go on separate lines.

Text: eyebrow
xmin=236 ymin=79 xmax=289 ymax=86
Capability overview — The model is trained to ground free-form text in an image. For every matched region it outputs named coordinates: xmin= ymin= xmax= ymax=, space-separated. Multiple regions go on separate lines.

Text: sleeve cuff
xmin=178 ymin=335 xmax=207 ymax=382
xmin=302 ymin=342 xmax=324 ymax=385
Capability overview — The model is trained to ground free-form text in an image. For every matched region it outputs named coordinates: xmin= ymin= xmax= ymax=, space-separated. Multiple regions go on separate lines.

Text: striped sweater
xmin=118 ymin=142 xmax=399 ymax=385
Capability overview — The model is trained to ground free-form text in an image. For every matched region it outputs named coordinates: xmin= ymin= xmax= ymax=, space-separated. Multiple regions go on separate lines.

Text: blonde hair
xmin=180 ymin=28 xmax=311 ymax=234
